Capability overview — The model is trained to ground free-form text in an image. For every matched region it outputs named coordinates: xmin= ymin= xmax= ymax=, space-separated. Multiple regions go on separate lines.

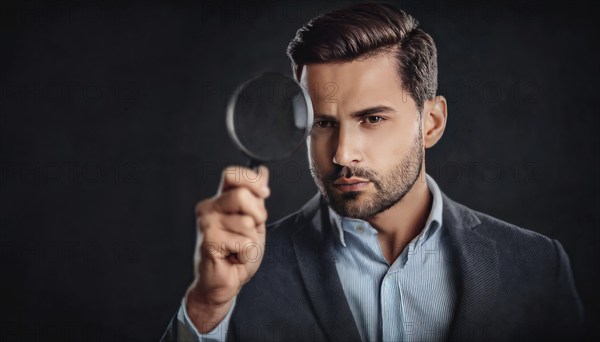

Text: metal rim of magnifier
xmin=225 ymin=72 xmax=314 ymax=163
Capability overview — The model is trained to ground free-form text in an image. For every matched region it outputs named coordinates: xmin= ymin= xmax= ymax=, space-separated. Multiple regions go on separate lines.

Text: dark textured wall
xmin=0 ymin=0 xmax=598 ymax=340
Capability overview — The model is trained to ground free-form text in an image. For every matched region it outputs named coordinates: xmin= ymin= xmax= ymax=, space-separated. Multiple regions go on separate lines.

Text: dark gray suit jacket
xmin=162 ymin=192 xmax=584 ymax=341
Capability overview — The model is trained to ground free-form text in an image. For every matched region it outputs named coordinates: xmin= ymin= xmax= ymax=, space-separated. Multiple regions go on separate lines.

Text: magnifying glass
xmin=226 ymin=72 xmax=313 ymax=171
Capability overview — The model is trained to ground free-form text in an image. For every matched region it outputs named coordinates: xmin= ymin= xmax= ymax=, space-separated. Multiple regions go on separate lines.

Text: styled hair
xmin=286 ymin=2 xmax=437 ymax=111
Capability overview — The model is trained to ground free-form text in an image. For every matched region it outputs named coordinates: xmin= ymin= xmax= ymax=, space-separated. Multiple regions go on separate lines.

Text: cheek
xmin=308 ymin=139 xmax=320 ymax=168
xmin=363 ymin=121 xmax=417 ymax=164
xmin=307 ymin=137 xmax=333 ymax=172
xmin=309 ymin=134 xmax=332 ymax=164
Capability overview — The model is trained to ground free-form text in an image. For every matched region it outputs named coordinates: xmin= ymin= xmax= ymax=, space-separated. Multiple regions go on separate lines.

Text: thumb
xmin=257 ymin=165 xmax=269 ymax=188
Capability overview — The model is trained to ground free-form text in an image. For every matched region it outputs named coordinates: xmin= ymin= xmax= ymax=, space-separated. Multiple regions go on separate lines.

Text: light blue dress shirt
xmin=177 ymin=174 xmax=455 ymax=342
xmin=329 ymin=173 xmax=456 ymax=342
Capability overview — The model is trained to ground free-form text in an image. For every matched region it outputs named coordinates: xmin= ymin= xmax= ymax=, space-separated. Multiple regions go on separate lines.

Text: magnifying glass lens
xmin=227 ymin=72 xmax=313 ymax=164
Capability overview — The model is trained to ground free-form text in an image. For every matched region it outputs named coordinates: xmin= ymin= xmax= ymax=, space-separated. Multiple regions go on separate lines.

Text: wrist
xmin=185 ymin=286 xmax=234 ymax=334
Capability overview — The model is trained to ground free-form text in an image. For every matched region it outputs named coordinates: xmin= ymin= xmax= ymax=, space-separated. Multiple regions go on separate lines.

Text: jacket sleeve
xmin=549 ymin=239 xmax=585 ymax=340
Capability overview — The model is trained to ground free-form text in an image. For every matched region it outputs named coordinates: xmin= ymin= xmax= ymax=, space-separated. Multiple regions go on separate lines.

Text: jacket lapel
xmin=291 ymin=194 xmax=362 ymax=342
xmin=443 ymin=193 xmax=500 ymax=341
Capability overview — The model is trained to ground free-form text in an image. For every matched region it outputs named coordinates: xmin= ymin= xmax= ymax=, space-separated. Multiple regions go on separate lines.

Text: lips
xmin=332 ymin=178 xmax=370 ymax=192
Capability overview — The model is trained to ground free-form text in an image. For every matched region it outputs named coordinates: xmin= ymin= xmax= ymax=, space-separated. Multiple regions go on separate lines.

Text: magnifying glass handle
xmin=247 ymin=158 xmax=261 ymax=173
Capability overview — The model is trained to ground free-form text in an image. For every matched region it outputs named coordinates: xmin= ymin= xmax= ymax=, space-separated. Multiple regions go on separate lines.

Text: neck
xmin=367 ymin=167 xmax=432 ymax=264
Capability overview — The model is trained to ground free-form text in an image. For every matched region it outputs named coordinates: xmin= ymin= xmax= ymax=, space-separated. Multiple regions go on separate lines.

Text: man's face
xmin=301 ymin=52 xmax=424 ymax=220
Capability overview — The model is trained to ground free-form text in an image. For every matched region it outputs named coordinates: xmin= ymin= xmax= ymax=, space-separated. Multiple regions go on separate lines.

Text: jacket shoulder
xmin=472 ymin=208 xmax=554 ymax=245
xmin=264 ymin=209 xmax=305 ymax=241
xmin=464 ymin=204 xmax=561 ymax=270
xmin=453 ymin=200 xmax=584 ymax=337
xmin=263 ymin=193 xmax=323 ymax=242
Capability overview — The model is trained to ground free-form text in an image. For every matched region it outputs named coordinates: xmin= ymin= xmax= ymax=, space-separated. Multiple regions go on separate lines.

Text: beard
xmin=309 ymin=128 xmax=423 ymax=220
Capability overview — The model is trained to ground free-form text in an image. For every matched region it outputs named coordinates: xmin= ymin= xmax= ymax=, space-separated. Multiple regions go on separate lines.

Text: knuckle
xmin=222 ymin=166 xmax=243 ymax=185
xmin=232 ymin=187 xmax=251 ymax=202
xmin=195 ymin=199 xmax=212 ymax=216
xmin=240 ymin=215 xmax=255 ymax=229
xmin=197 ymin=213 xmax=218 ymax=232
xmin=201 ymin=240 xmax=222 ymax=256
xmin=258 ymin=166 xmax=269 ymax=182
xmin=256 ymin=203 xmax=268 ymax=223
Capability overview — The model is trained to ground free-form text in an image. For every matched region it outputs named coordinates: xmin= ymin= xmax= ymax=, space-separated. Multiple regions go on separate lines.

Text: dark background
xmin=0 ymin=0 xmax=598 ymax=340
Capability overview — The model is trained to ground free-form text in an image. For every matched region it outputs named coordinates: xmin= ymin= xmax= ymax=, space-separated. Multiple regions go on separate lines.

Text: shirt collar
xmin=329 ymin=173 xmax=443 ymax=248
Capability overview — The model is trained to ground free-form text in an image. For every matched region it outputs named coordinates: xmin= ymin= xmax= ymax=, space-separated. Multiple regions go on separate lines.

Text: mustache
xmin=324 ymin=165 xmax=378 ymax=183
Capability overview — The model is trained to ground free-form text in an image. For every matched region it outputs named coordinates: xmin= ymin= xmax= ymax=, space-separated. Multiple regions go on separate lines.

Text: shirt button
xmin=356 ymin=226 xmax=365 ymax=233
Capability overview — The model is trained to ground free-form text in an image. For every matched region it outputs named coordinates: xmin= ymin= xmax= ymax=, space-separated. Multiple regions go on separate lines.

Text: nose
xmin=332 ymin=123 xmax=362 ymax=166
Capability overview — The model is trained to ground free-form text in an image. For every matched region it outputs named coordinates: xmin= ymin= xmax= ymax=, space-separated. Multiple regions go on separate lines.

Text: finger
xmin=196 ymin=212 xmax=260 ymax=239
xmin=195 ymin=202 xmax=266 ymax=235
xmin=212 ymin=187 xmax=268 ymax=225
xmin=197 ymin=213 xmax=258 ymax=238
xmin=217 ymin=165 xmax=270 ymax=198
xmin=217 ymin=214 xmax=261 ymax=237
xmin=201 ymin=234 xmax=260 ymax=265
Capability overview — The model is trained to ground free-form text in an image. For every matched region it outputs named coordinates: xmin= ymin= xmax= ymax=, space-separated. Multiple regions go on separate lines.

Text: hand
xmin=185 ymin=165 xmax=270 ymax=333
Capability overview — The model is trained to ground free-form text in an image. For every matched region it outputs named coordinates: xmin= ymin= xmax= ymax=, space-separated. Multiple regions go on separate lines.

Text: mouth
xmin=332 ymin=178 xmax=370 ymax=192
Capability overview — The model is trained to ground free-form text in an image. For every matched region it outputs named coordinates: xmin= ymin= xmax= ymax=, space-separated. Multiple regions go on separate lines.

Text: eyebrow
xmin=315 ymin=105 xmax=396 ymax=120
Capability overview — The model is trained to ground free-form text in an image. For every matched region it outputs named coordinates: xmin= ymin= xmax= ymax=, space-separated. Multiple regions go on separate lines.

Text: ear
xmin=422 ymin=95 xmax=447 ymax=148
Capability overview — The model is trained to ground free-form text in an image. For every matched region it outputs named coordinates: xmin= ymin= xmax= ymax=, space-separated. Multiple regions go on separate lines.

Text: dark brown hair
xmin=286 ymin=2 xmax=437 ymax=111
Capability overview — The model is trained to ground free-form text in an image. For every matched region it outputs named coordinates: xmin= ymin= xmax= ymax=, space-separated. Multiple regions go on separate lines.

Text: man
xmin=162 ymin=3 xmax=583 ymax=341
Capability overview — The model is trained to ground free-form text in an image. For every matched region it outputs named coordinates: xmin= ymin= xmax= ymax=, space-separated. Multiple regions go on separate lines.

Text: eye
xmin=364 ymin=116 xmax=384 ymax=125
xmin=314 ymin=120 xmax=335 ymax=129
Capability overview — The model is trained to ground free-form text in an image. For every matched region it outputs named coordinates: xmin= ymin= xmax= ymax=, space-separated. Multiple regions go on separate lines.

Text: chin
xmin=326 ymin=189 xmax=372 ymax=217
xmin=340 ymin=190 xmax=363 ymax=201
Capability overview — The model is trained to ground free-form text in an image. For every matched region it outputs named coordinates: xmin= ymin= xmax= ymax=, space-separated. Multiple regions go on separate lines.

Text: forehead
xmin=299 ymin=52 xmax=404 ymax=104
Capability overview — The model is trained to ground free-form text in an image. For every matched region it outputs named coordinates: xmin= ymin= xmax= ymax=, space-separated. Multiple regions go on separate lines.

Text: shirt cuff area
xmin=176 ymin=295 xmax=236 ymax=342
